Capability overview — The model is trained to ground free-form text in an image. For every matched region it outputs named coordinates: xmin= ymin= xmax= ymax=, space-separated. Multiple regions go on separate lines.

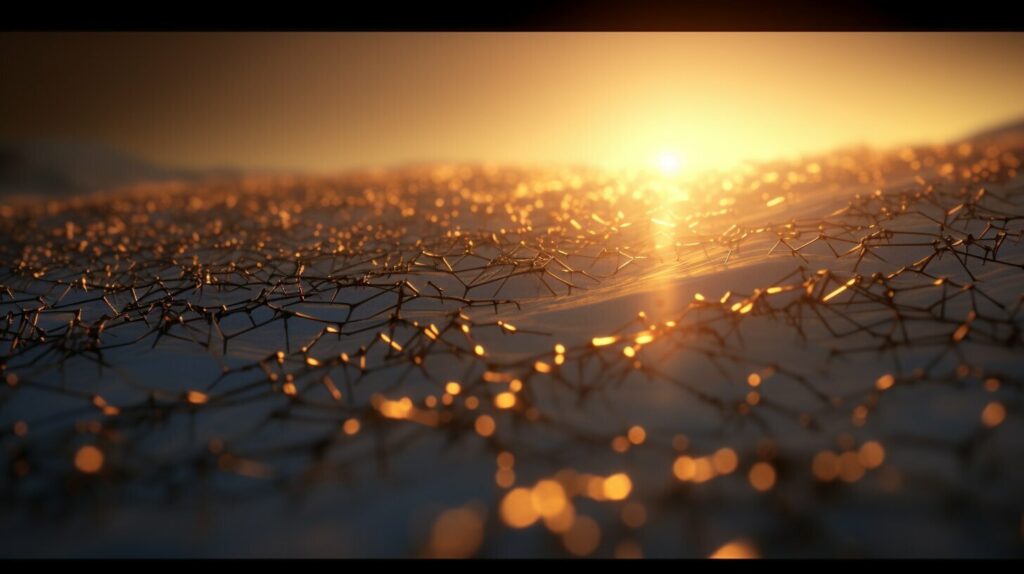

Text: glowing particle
xmin=812 ymin=450 xmax=840 ymax=482
xmin=766 ymin=196 xmax=786 ymax=208
xmin=673 ymin=456 xmax=697 ymax=481
xmin=748 ymin=462 xmax=776 ymax=492
xmin=475 ymin=415 xmax=496 ymax=437
xmin=747 ymin=373 xmax=762 ymax=387
xmin=474 ymin=344 xmax=485 ymax=356
xmin=187 ymin=390 xmax=209 ymax=405
xmin=282 ymin=382 xmax=297 ymax=396
xmin=592 ymin=336 xmax=618 ymax=347
xmin=495 ymin=392 xmax=517 ymax=409
xmin=342 ymin=418 xmax=361 ymax=435
xmin=562 ymin=515 xmax=601 ymax=556
xmin=615 ymin=540 xmax=644 ymax=559
xmin=429 ymin=507 xmax=484 ymax=558
xmin=858 ymin=441 xmax=885 ymax=469
xmin=621 ymin=502 xmax=647 ymax=529
xmin=875 ymin=374 xmax=895 ymax=391
xmin=603 ymin=473 xmax=633 ymax=500
xmin=497 ymin=451 xmax=514 ymax=469
xmin=623 ymin=346 xmax=636 ymax=358
xmin=378 ymin=396 xmax=414 ymax=419
xmin=838 ymin=452 xmax=865 ymax=482
xmin=482 ymin=371 xmax=508 ymax=383
xmin=584 ymin=475 xmax=608 ymax=501
xmin=554 ymin=343 xmax=566 ymax=354
xmin=981 ymin=401 xmax=1006 ymax=428
xmin=627 ymin=425 xmax=646 ymax=445
xmin=496 ymin=468 xmax=516 ymax=488
xmin=611 ymin=436 xmax=631 ymax=453
xmin=445 ymin=381 xmax=462 ymax=396
xmin=531 ymin=479 xmax=568 ymax=517
xmin=712 ymin=448 xmax=739 ymax=475
xmin=634 ymin=333 xmax=655 ymax=345
xmin=305 ymin=356 xmax=321 ymax=367
xmin=543 ymin=500 xmax=577 ymax=533
xmin=710 ymin=540 xmax=759 ymax=559
xmin=74 ymin=445 xmax=104 ymax=474
xmin=534 ymin=361 xmax=552 ymax=373
xmin=692 ymin=457 xmax=716 ymax=483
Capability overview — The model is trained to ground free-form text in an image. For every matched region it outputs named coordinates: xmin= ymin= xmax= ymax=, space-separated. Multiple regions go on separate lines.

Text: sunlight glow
xmin=656 ymin=151 xmax=684 ymax=174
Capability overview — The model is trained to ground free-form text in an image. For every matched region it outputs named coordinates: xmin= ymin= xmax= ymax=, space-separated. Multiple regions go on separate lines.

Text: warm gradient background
xmin=2 ymin=32 xmax=1024 ymax=173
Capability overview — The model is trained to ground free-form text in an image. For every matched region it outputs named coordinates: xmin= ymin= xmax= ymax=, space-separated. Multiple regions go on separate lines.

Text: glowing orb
xmin=656 ymin=151 xmax=683 ymax=174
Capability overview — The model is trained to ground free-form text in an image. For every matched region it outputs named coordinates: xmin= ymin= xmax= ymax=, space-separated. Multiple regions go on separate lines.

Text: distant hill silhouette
xmin=964 ymin=116 xmax=1024 ymax=145
xmin=0 ymin=139 xmax=241 ymax=200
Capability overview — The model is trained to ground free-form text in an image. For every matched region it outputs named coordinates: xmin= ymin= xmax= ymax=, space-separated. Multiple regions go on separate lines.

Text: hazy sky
xmin=2 ymin=32 xmax=1024 ymax=173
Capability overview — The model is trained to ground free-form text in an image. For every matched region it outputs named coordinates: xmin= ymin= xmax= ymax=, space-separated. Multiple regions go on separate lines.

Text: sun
xmin=656 ymin=151 xmax=684 ymax=175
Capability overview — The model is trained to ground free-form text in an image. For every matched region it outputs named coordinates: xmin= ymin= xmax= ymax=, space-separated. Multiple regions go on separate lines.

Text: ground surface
xmin=1 ymin=134 xmax=1023 ymax=557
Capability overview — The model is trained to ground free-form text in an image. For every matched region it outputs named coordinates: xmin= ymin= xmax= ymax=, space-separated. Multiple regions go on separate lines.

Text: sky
xmin=2 ymin=32 xmax=1024 ymax=174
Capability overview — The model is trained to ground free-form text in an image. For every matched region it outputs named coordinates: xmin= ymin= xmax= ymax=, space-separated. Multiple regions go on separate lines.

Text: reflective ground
xmin=1 ymin=131 xmax=1023 ymax=557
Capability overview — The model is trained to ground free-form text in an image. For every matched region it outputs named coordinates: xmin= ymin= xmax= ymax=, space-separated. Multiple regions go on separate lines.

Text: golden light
xmin=621 ymin=502 xmax=647 ymax=529
xmin=562 ymin=515 xmax=601 ymax=556
xmin=627 ymin=425 xmax=646 ymax=445
xmin=342 ymin=418 xmax=361 ymax=435
xmin=494 ymin=392 xmax=517 ymax=409
xmin=531 ymin=479 xmax=569 ymax=517
xmin=74 ymin=445 xmax=104 ymax=474
xmin=543 ymin=501 xmax=577 ymax=533
xmin=186 ymin=390 xmax=209 ymax=405
xmin=748 ymin=462 xmax=777 ymax=492
xmin=673 ymin=455 xmax=697 ymax=481
xmin=982 ymin=401 xmax=1007 ymax=428
xmin=474 ymin=414 xmax=496 ymax=437
xmin=712 ymin=448 xmax=739 ymax=475
xmin=429 ymin=506 xmax=484 ymax=558
xmin=656 ymin=150 xmax=683 ymax=175
xmin=838 ymin=452 xmax=865 ymax=483
xmin=501 ymin=487 xmax=540 ymax=528
xmin=710 ymin=539 xmax=760 ymax=559
xmin=858 ymin=441 xmax=886 ymax=469
xmin=812 ymin=451 xmax=841 ymax=482
xmin=615 ymin=540 xmax=644 ymax=559
xmin=602 ymin=473 xmax=633 ymax=500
